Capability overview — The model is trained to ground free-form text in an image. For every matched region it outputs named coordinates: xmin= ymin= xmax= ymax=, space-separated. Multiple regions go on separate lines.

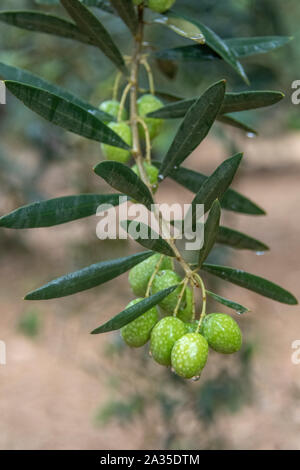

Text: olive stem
xmin=173 ymin=277 xmax=188 ymax=317
xmin=194 ymin=274 xmax=207 ymax=333
xmin=145 ymin=254 xmax=164 ymax=297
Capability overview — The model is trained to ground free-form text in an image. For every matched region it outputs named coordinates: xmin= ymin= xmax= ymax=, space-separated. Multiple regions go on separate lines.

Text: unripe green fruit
xmin=99 ymin=100 xmax=127 ymax=123
xmin=121 ymin=298 xmax=159 ymax=347
xmin=137 ymin=94 xmax=164 ymax=140
xmin=201 ymin=313 xmax=242 ymax=354
xmin=131 ymin=162 xmax=159 ymax=192
xmin=128 ymin=254 xmax=172 ymax=297
xmin=148 ymin=0 xmax=176 ymax=14
xmin=171 ymin=333 xmax=208 ymax=379
xmin=177 ymin=286 xmax=193 ymax=322
xmin=150 ymin=316 xmax=187 ymax=366
xmin=151 ymin=270 xmax=185 ymax=313
xmin=101 ymin=122 xmax=132 ymax=163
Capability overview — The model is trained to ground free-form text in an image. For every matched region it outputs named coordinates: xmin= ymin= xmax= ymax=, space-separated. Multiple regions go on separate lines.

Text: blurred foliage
xmin=18 ymin=309 xmax=42 ymax=337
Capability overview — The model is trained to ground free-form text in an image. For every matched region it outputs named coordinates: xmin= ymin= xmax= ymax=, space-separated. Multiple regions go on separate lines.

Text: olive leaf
xmin=198 ymin=200 xmax=221 ymax=267
xmin=25 ymin=251 xmax=153 ymax=300
xmin=61 ymin=0 xmax=127 ymax=73
xmin=110 ymin=0 xmax=138 ymax=35
xmin=0 ymin=194 xmax=126 ymax=228
xmin=121 ymin=220 xmax=175 ymax=257
xmin=159 ymin=80 xmax=226 ymax=178
xmin=217 ymin=114 xmax=257 ymax=135
xmin=0 ymin=62 xmax=112 ymax=122
xmin=147 ymin=91 xmax=284 ymax=119
xmin=91 ymin=285 xmax=178 ymax=334
xmin=206 ymin=290 xmax=250 ymax=315
xmin=5 ymin=81 xmax=126 ymax=147
xmin=154 ymin=13 xmax=205 ymax=45
xmin=202 ymin=264 xmax=298 ymax=305
xmin=186 ymin=153 xmax=243 ymax=230
xmin=94 ymin=161 xmax=154 ymax=210
xmin=153 ymin=161 xmax=265 ymax=216
xmin=217 ymin=226 xmax=269 ymax=252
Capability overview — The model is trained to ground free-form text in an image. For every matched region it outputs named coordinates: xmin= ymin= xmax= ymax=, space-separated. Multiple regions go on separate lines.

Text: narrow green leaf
xmin=191 ymin=20 xmax=248 ymax=83
xmin=94 ymin=161 xmax=154 ymax=210
xmin=188 ymin=153 xmax=243 ymax=225
xmin=0 ymin=10 xmax=94 ymax=45
xmin=155 ymin=36 xmax=292 ymax=62
xmin=202 ymin=264 xmax=298 ymax=305
xmin=217 ymin=114 xmax=257 ymax=135
xmin=154 ymin=13 xmax=205 ymax=45
xmin=61 ymin=0 xmax=126 ymax=73
xmin=153 ymin=161 xmax=265 ymax=215
xmin=110 ymin=0 xmax=138 ymax=35
xmin=221 ymin=91 xmax=284 ymax=114
xmin=36 ymin=0 xmax=114 ymax=10
xmin=121 ymin=220 xmax=175 ymax=257
xmin=0 ymin=62 xmax=113 ymax=122
xmin=5 ymin=81 xmax=128 ymax=147
xmin=0 ymin=194 xmax=125 ymax=229
xmin=198 ymin=200 xmax=221 ymax=267
xmin=206 ymin=290 xmax=250 ymax=314
xmin=217 ymin=226 xmax=269 ymax=252
xmin=159 ymin=80 xmax=226 ymax=178
xmin=148 ymin=91 xmax=284 ymax=119
xmin=226 ymin=36 xmax=292 ymax=58
xmin=91 ymin=286 xmax=178 ymax=334
xmin=25 ymin=251 xmax=153 ymax=300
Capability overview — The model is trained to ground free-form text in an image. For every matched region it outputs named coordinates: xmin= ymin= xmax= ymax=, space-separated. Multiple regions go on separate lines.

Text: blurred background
xmin=0 ymin=0 xmax=300 ymax=450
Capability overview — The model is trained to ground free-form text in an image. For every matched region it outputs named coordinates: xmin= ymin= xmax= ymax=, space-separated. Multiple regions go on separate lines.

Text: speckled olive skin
xmin=151 ymin=270 xmax=185 ymax=313
xmin=137 ymin=94 xmax=164 ymax=140
xmin=131 ymin=162 xmax=159 ymax=192
xmin=148 ymin=0 xmax=176 ymax=13
xmin=171 ymin=333 xmax=208 ymax=379
xmin=201 ymin=313 xmax=242 ymax=354
xmin=121 ymin=298 xmax=159 ymax=347
xmin=101 ymin=122 xmax=132 ymax=163
xmin=128 ymin=254 xmax=172 ymax=297
xmin=99 ymin=100 xmax=127 ymax=123
xmin=177 ymin=286 xmax=193 ymax=322
xmin=150 ymin=316 xmax=187 ymax=366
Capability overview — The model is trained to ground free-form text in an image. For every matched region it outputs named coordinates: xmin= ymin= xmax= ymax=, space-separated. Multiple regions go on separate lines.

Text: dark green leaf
xmin=0 ymin=194 xmax=125 ymax=229
xmin=36 ymin=0 xmax=114 ymax=10
xmin=198 ymin=200 xmax=221 ymax=267
xmin=91 ymin=286 xmax=178 ymax=334
xmin=0 ymin=10 xmax=94 ymax=45
xmin=148 ymin=91 xmax=284 ymax=119
xmin=206 ymin=290 xmax=250 ymax=314
xmin=94 ymin=161 xmax=153 ymax=210
xmin=61 ymin=0 xmax=126 ymax=73
xmin=5 ymin=81 xmax=128 ymax=147
xmin=217 ymin=114 xmax=257 ymax=135
xmin=221 ymin=91 xmax=284 ymax=114
xmin=154 ymin=13 xmax=205 ymax=44
xmin=217 ymin=226 xmax=269 ymax=252
xmin=121 ymin=220 xmax=175 ymax=257
xmin=25 ymin=251 xmax=153 ymax=300
xmin=153 ymin=161 xmax=265 ymax=215
xmin=188 ymin=153 xmax=243 ymax=226
xmin=110 ymin=0 xmax=138 ymax=35
xmin=0 ymin=62 xmax=113 ymax=122
xmin=191 ymin=20 xmax=248 ymax=83
xmin=226 ymin=36 xmax=292 ymax=58
xmin=202 ymin=264 xmax=298 ymax=305
xmin=159 ymin=80 xmax=226 ymax=178
xmin=155 ymin=36 xmax=292 ymax=62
